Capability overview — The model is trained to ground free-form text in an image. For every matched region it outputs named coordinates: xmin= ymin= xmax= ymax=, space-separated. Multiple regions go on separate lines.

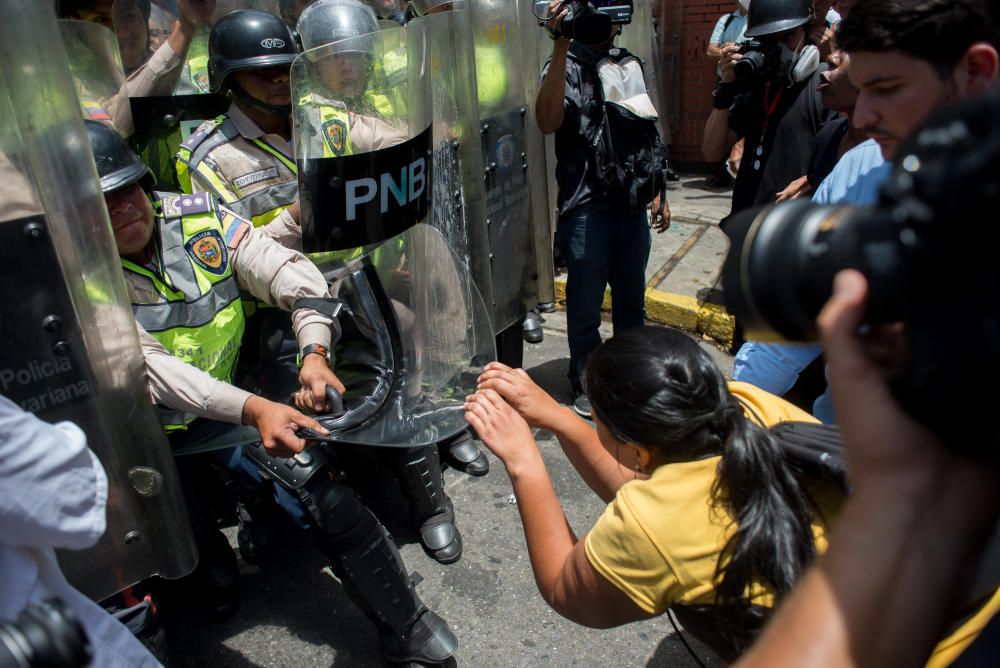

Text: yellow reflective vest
xmin=121 ymin=192 xmax=246 ymax=431
xmin=175 ymin=115 xmax=297 ymax=229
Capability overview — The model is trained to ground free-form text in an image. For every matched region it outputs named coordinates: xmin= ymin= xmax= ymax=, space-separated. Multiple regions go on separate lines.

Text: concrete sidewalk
xmin=552 ymin=173 xmax=737 ymax=348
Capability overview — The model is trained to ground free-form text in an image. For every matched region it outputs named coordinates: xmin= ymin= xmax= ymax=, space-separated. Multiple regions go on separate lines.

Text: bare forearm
xmin=707 ymin=43 xmax=724 ymax=59
xmin=702 ymin=108 xmax=733 ymax=162
xmin=544 ymin=407 xmax=638 ymax=502
xmin=166 ymin=18 xmax=197 ymax=58
xmin=536 ymin=41 xmax=570 ymax=134
xmin=506 ymin=453 xmax=578 ymax=604
xmin=739 ymin=481 xmax=1000 ymax=668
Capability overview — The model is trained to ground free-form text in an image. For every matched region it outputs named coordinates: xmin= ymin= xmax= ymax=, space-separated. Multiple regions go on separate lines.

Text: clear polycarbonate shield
xmin=514 ymin=0 xmax=555 ymax=307
xmin=315 ymin=224 xmax=496 ymax=447
xmin=470 ymin=0 xmax=538 ymax=334
xmin=0 ymin=2 xmax=196 ymax=601
xmin=412 ymin=10 xmax=493 ymax=313
xmin=292 ymin=22 xmax=431 ymax=252
xmin=293 ymin=22 xmax=495 ymax=446
xmin=112 ymin=0 xmax=247 ymax=189
xmin=59 ymin=19 xmax=134 ymax=137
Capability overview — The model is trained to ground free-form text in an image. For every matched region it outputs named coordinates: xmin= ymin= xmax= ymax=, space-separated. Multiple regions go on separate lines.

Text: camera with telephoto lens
xmin=734 ymin=39 xmax=782 ymax=82
xmin=722 ymin=87 xmax=1000 ymax=452
xmin=0 ymin=599 xmax=92 ymax=668
xmin=535 ymin=0 xmax=633 ymax=46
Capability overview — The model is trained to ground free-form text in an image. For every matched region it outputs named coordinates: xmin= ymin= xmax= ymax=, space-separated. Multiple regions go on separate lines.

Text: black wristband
xmin=713 ymin=83 xmax=737 ymax=110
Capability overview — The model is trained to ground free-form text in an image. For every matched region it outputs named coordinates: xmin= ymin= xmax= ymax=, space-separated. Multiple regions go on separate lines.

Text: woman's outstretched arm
xmin=476 ymin=363 xmax=644 ymax=503
xmin=464 ymin=389 xmax=654 ymax=628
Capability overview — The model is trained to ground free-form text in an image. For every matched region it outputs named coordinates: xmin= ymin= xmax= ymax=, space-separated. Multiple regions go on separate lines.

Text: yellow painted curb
xmin=553 ymin=280 xmax=734 ymax=348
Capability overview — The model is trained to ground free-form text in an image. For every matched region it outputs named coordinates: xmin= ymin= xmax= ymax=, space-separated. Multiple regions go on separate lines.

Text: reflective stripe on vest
xmin=176 ymin=115 xmax=297 ymax=228
xmin=122 ymin=193 xmax=247 ymax=430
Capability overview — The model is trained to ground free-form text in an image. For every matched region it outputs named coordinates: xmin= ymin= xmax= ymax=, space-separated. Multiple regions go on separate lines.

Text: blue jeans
xmin=558 ymin=203 xmax=651 ymax=394
xmin=733 ymin=341 xmax=836 ymax=423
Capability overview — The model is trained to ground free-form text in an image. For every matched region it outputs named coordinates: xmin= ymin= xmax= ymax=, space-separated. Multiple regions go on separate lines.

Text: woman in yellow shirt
xmin=465 ymin=325 xmax=839 ymax=658
xmin=465 ymin=325 xmax=999 ymax=664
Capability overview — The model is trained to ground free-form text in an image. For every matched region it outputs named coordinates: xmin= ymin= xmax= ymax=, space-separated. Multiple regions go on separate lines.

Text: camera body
xmin=722 ymin=88 xmax=1000 ymax=450
xmin=734 ymin=39 xmax=782 ymax=82
xmin=538 ymin=0 xmax=633 ymax=46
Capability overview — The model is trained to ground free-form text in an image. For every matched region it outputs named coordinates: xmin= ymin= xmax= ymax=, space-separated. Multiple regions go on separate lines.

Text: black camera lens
xmin=722 ymin=199 xmax=902 ymax=342
xmin=734 ymin=50 xmax=767 ymax=81
xmin=0 ymin=599 xmax=92 ymax=668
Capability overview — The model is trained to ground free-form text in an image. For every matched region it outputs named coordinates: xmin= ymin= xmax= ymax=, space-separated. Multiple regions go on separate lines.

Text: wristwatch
xmin=297 ymin=343 xmax=331 ymax=367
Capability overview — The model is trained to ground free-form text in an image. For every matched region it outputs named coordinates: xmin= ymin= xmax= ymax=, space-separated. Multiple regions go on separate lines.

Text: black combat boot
xmin=439 ymin=429 xmax=489 ymax=477
xmin=330 ymin=524 xmax=458 ymax=665
xmin=392 ymin=445 xmax=463 ymax=563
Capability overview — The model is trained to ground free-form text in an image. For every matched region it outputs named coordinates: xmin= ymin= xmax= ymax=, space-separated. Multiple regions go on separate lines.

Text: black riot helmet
xmin=85 ymin=119 xmax=155 ymax=193
xmin=744 ymin=0 xmax=812 ymax=39
xmin=207 ymin=10 xmax=298 ymax=93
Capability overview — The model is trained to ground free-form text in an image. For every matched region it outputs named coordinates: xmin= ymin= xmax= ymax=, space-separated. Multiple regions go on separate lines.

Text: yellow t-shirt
xmin=584 ymin=381 xmax=841 ymax=614
xmin=584 ymin=381 xmax=999 ymax=665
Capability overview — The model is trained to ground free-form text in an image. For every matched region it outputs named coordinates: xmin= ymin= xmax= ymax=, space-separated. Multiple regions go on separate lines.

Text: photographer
xmin=732 ymin=0 xmax=1000 ymax=423
xmin=703 ymin=0 xmax=834 ymax=225
xmin=736 ymin=272 xmax=1000 ymax=668
xmin=536 ymin=0 xmax=671 ymax=419
xmin=723 ymin=43 xmax=1000 ymax=665
xmin=0 ymin=395 xmax=160 ymax=666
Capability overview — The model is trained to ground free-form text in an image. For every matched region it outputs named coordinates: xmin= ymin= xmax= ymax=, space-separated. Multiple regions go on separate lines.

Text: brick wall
xmin=658 ymin=0 xmax=735 ymax=167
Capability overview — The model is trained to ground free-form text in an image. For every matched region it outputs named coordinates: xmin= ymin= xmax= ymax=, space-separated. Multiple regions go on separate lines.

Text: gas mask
xmin=778 ymin=38 xmax=819 ymax=85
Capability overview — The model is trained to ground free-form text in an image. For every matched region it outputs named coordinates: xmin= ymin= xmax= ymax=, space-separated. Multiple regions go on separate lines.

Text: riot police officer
xmin=299 ymin=0 xmax=493 ymax=480
xmin=176 ymin=7 xmax=472 ymax=563
xmin=86 ymin=119 xmax=459 ymax=665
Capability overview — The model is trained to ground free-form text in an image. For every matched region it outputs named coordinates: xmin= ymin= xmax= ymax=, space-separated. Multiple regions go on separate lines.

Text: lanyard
xmin=752 ymin=82 xmax=786 ymax=171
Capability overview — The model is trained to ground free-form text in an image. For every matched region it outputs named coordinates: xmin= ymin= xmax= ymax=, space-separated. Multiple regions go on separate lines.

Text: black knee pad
xmin=310 ymin=479 xmax=379 ymax=556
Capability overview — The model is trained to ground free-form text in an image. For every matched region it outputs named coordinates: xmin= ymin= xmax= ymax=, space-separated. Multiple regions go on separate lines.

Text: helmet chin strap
xmin=230 ymin=81 xmax=292 ymax=117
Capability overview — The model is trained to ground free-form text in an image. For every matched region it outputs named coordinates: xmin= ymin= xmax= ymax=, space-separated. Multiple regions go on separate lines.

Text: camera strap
xmin=751 ymin=82 xmax=785 ymax=172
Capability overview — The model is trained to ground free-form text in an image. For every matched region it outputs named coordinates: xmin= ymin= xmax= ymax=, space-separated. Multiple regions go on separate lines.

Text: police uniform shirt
xmin=0 ymin=153 xmax=43 ymax=222
xmin=124 ymin=196 xmax=339 ymax=423
xmin=126 ymin=40 xmax=184 ymax=98
xmin=187 ymin=101 xmax=299 ymax=224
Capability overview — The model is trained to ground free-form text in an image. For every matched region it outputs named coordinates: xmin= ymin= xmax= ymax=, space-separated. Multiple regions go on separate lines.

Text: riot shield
xmin=59 ymin=19 xmax=135 ymax=137
xmin=0 ymin=2 xmax=196 ymax=601
xmin=412 ymin=10 xmax=493 ymax=309
xmin=111 ymin=0 xmax=236 ymax=189
xmin=292 ymin=23 xmax=496 ymax=447
xmin=513 ymin=0 xmax=555 ymax=308
xmin=468 ymin=0 xmax=540 ymax=340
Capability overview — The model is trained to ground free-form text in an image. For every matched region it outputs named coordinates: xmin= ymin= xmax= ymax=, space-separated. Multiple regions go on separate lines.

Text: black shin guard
xmin=311 ymin=483 xmax=457 ymax=664
xmin=391 ymin=446 xmax=462 ymax=563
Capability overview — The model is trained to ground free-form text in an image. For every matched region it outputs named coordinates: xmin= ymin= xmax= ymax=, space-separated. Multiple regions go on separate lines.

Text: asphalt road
xmin=159 ymin=311 xmax=732 ymax=668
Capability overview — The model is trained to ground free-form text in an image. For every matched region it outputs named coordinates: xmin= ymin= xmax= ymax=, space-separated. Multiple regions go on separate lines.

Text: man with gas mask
xmin=702 ymin=0 xmax=834 ymax=224
xmin=87 ymin=118 xmax=459 ymax=665
xmin=536 ymin=0 xmax=671 ymax=419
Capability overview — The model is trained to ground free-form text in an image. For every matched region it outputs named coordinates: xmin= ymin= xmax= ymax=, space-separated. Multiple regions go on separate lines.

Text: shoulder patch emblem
xmin=321 ymin=118 xmax=348 ymax=156
xmin=219 ymin=206 xmax=253 ymax=250
xmin=185 ymin=229 xmax=229 ymax=275
xmin=177 ymin=194 xmax=213 ymax=216
xmin=181 ymin=117 xmax=224 ymax=150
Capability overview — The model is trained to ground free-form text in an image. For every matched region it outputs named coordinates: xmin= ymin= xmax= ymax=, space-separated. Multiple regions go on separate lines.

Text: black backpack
xmin=570 ymin=45 xmax=670 ymax=214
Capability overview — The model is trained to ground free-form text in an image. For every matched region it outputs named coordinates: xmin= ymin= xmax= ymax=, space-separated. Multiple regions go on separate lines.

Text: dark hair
xmin=586 ymin=326 xmax=817 ymax=628
xmin=837 ymin=0 xmax=1000 ymax=77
